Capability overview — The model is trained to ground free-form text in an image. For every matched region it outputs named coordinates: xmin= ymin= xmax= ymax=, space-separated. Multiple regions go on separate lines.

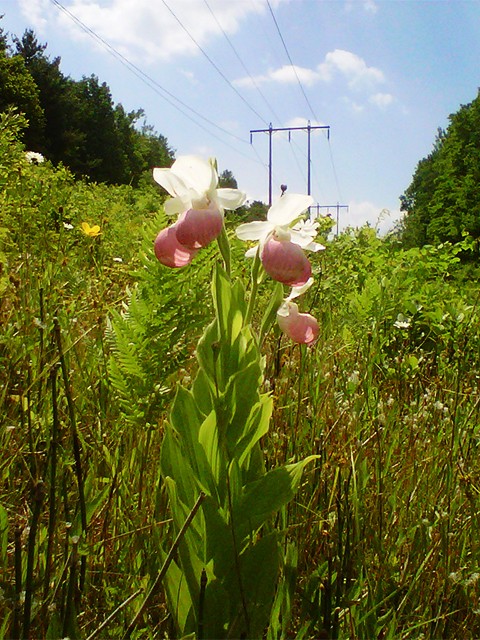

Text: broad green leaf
xmin=259 ymin=281 xmax=284 ymax=344
xmin=161 ymin=428 xmax=201 ymax=505
xmin=162 ymin=478 xmax=205 ymax=625
xmin=161 ymin=554 xmax=194 ymax=636
xmin=240 ymin=533 xmax=280 ymax=638
xmin=267 ymin=541 xmax=298 ymax=639
xmin=198 ymin=410 xmax=224 ymax=489
xmin=192 ymin=368 xmax=215 ymax=416
xmin=201 ymin=577 xmax=230 ymax=639
xmin=235 ymin=456 xmax=320 ymax=540
xmin=235 ymin=395 xmax=273 ymax=469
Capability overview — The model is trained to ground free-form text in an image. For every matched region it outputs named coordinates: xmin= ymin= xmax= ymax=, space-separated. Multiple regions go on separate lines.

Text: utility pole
xmin=250 ymin=121 xmax=330 ymax=205
xmin=311 ymin=203 xmax=349 ymax=237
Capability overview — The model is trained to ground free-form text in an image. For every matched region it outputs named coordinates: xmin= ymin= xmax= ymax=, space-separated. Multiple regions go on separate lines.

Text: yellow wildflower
xmin=81 ymin=222 xmax=101 ymax=237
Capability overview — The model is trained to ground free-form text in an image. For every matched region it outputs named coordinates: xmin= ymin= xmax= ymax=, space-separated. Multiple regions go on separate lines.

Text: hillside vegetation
xmin=1 ymin=21 xmax=480 ymax=640
xmin=400 ymin=89 xmax=480 ymax=248
xmin=1 ymin=100 xmax=480 ymax=638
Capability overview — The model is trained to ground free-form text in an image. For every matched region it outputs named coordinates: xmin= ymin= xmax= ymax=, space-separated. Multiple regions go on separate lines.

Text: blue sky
xmin=3 ymin=0 xmax=480 ymax=232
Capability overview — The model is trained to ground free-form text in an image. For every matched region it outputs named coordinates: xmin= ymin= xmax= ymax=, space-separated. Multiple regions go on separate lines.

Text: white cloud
xmin=269 ymin=64 xmax=319 ymax=87
xmin=336 ymin=200 xmax=402 ymax=234
xmin=342 ymin=97 xmax=365 ymax=113
xmin=363 ymin=0 xmax=379 ymax=14
xmin=233 ymin=64 xmax=318 ymax=88
xmin=344 ymin=0 xmax=379 ymax=14
xmin=369 ymin=92 xmax=395 ymax=108
xmin=19 ymin=0 xmax=287 ymax=64
xmin=234 ymin=49 xmax=385 ymax=92
xmin=18 ymin=0 xmax=50 ymax=31
xmin=285 ymin=117 xmax=327 ymax=129
xmin=318 ymin=49 xmax=384 ymax=89
xmin=180 ymin=69 xmax=198 ymax=84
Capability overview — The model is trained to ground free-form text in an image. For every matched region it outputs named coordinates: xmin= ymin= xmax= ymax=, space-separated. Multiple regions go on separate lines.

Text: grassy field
xmin=1 ymin=111 xmax=480 ymax=639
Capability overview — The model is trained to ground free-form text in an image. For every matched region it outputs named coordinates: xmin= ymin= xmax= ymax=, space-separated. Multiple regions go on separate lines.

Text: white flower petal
xmin=245 ymin=246 xmax=259 ymax=258
xmin=171 ymin=156 xmax=218 ymax=195
xmin=277 ymin=300 xmax=297 ymax=318
xmin=235 ymin=221 xmax=271 ymax=242
xmin=164 ymin=196 xmax=187 ymax=216
xmin=153 ymin=167 xmax=188 ymax=198
xmin=289 ymin=228 xmax=317 ymax=249
xmin=286 ymin=278 xmax=314 ymax=301
xmin=305 ymin=240 xmax=326 ymax=252
xmin=267 ymin=194 xmax=314 ymax=226
xmin=216 ymin=188 xmax=246 ymax=210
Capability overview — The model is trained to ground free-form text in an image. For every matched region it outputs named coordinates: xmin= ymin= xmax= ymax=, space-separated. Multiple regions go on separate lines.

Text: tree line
xmin=0 ymin=22 xmax=175 ymax=185
xmin=399 ymin=89 xmax=480 ymax=248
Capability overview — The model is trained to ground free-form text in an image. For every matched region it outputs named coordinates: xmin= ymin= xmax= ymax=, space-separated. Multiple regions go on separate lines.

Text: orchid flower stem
xmin=217 ymin=224 xmax=231 ymax=277
xmin=245 ymin=250 xmax=261 ymax=326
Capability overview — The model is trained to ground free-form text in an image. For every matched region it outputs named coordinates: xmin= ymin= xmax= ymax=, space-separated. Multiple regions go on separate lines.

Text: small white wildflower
xmin=348 ymin=370 xmax=360 ymax=386
xmin=394 ymin=313 xmax=410 ymax=329
xmin=434 ymin=400 xmax=444 ymax=411
xmin=63 ymin=222 xmax=74 ymax=230
xmin=113 ymin=257 xmax=123 ymax=263
xmin=25 ymin=151 xmax=45 ymax=164
xmin=466 ymin=573 xmax=480 ymax=587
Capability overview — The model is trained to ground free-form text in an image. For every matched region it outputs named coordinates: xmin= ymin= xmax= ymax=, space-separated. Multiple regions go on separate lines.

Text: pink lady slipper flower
xmin=153 ymin=156 xmax=246 ymax=266
xmin=235 ymin=194 xmax=324 ymax=286
xmin=276 ymin=279 xmax=319 ymax=345
xmin=154 ymin=224 xmax=199 ymax=268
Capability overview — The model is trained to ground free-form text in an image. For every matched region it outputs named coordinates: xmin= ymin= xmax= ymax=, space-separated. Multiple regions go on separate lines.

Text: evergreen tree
xmin=0 ymin=45 xmax=45 ymax=149
xmin=6 ymin=26 xmax=175 ymax=185
xmin=14 ymin=29 xmax=79 ymax=161
xmin=218 ymin=168 xmax=238 ymax=189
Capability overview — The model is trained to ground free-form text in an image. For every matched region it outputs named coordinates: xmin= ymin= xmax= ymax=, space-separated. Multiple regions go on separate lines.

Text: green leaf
xmin=45 ymin=611 xmax=62 ymax=639
xmin=267 ymin=541 xmax=298 ymax=639
xmin=239 ymin=532 xmax=280 ymax=638
xmin=161 ymin=553 xmax=194 ymax=636
xmin=198 ymin=410 xmax=224 ymax=488
xmin=259 ymin=282 xmax=284 ymax=344
xmin=216 ymin=224 xmax=231 ymax=275
xmin=0 ymin=503 xmax=8 ymax=566
xmin=235 ymin=456 xmax=320 ymax=539
xmin=234 ymin=395 xmax=273 ymax=469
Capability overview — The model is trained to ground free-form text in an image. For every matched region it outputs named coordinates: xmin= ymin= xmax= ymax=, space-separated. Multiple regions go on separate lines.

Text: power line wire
xmin=266 ymin=0 xmax=320 ymax=124
xmin=203 ymin=0 xmax=283 ymax=125
xmin=265 ymin=0 xmax=343 ymax=202
xmin=48 ymin=0 xmax=266 ymax=166
xmin=161 ymin=0 xmax=269 ymax=126
xmin=327 ymin=137 xmax=344 ymax=203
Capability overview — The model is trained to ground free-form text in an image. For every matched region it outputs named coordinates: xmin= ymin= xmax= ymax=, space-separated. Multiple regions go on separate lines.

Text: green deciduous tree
xmin=400 ymin=90 xmax=480 ymax=247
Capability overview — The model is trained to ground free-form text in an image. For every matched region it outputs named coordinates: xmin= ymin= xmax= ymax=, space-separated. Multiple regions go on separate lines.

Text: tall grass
xmin=1 ymin=111 xmax=480 ymax=638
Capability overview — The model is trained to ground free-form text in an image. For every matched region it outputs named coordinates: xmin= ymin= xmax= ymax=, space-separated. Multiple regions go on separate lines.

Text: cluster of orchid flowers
xmin=153 ymin=156 xmax=324 ymax=345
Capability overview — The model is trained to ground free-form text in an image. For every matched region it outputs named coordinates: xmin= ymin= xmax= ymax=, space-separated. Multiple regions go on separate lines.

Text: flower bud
xmin=261 ymin=237 xmax=312 ymax=286
xmin=154 ymin=225 xmax=198 ymax=268
xmin=277 ymin=301 xmax=319 ymax=345
xmin=175 ymin=204 xmax=223 ymax=249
